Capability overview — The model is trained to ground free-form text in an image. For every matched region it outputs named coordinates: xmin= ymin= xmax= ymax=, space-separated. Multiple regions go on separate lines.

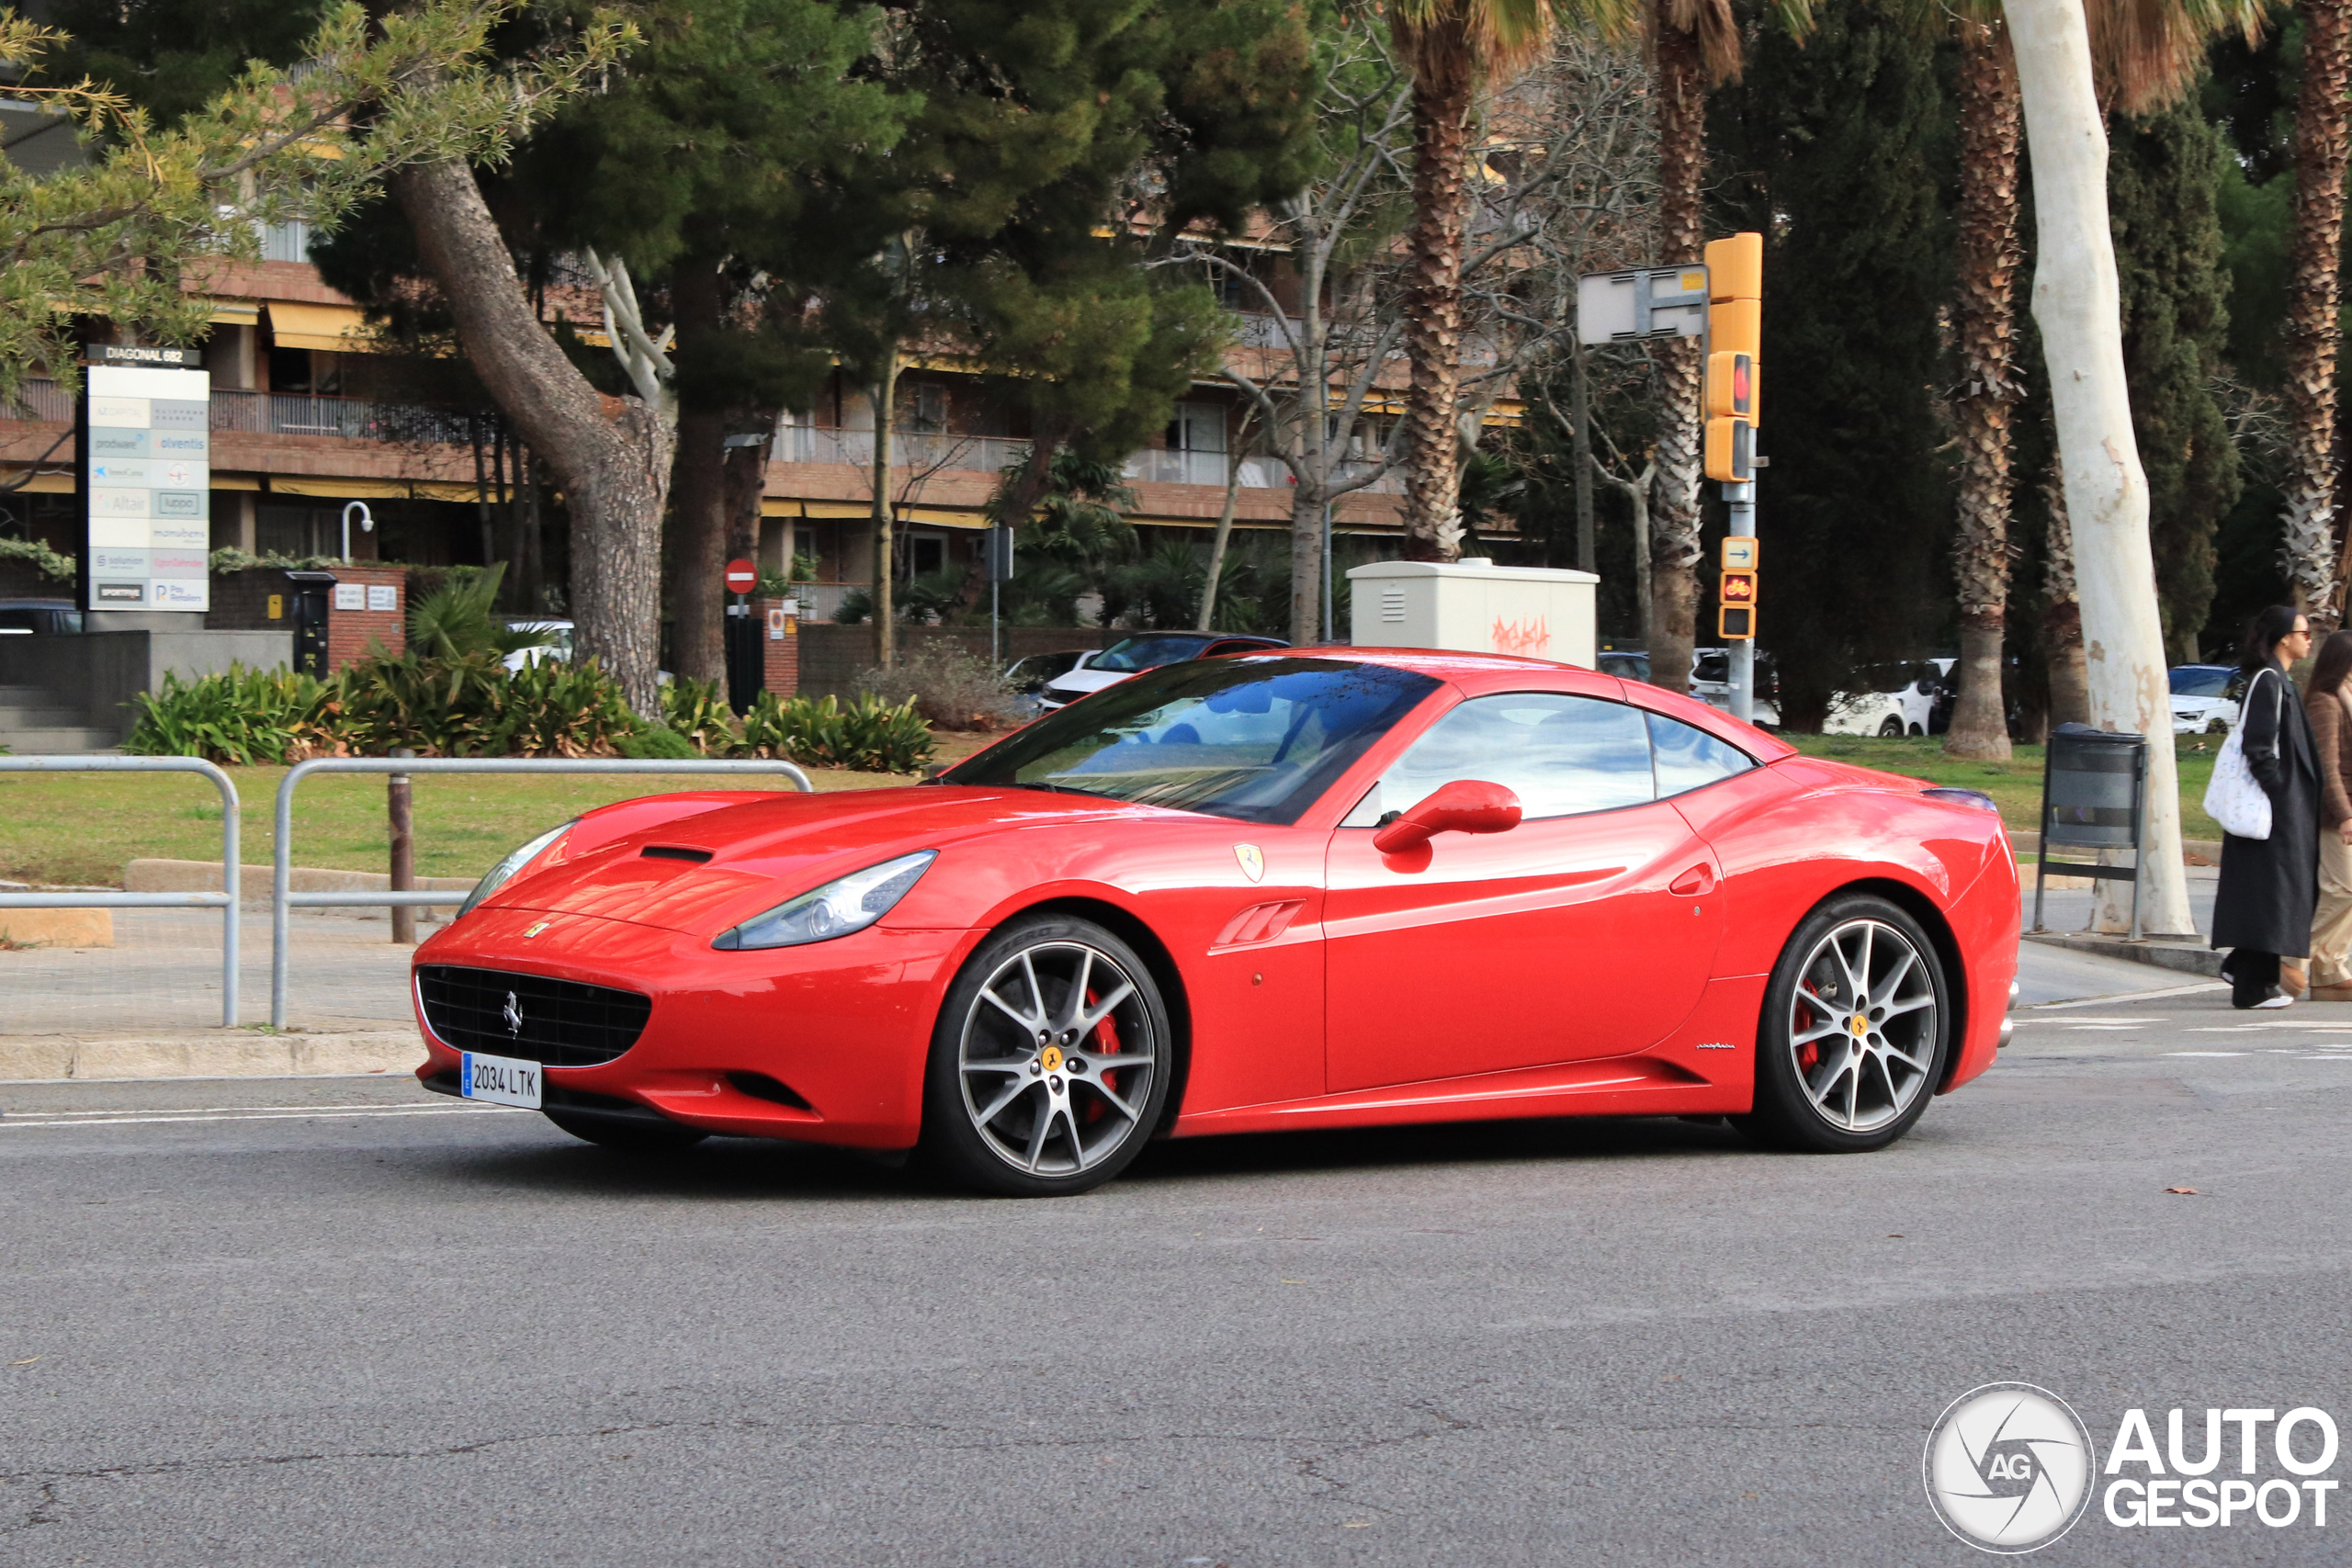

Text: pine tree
xmin=1703 ymin=0 xmax=1951 ymax=729
xmin=2108 ymin=94 xmax=2243 ymax=660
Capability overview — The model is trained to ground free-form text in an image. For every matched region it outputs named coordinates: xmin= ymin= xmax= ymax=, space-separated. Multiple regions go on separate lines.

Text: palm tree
xmin=1943 ymin=0 xmax=2263 ymax=762
xmin=2280 ymin=0 xmax=2352 ymax=622
xmin=1388 ymin=0 xmax=1634 ymax=563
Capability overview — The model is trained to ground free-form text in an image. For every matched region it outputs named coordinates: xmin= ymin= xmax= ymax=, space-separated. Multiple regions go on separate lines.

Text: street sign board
xmin=724 ymin=558 xmax=757 ymax=594
xmin=1577 ymin=267 xmax=1708 ymax=345
xmin=83 ymin=361 xmax=210 ymax=613
xmin=1722 ymin=536 xmax=1759 ymax=570
xmin=985 ymin=525 xmax=1016 ymax=582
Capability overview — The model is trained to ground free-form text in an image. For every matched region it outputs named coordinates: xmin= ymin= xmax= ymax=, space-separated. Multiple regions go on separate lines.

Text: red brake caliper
xmin=1084 ymin=988 xmax=1122 ymax=1121
xmin=1796 ymin=983 xmax=1825 ymax=1074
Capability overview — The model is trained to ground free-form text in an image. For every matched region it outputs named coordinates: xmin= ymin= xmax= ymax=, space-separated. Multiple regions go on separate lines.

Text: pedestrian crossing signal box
xmin=1705 ymin=418 xmax=1753 ymax=482
xmin=1705 ymin=352 xmax=1755 ymax=423
xmin=1719 ymin=605 xmax=1755 ymax=639
xmin=1720 ymin=570 xmax=1757 ymax=604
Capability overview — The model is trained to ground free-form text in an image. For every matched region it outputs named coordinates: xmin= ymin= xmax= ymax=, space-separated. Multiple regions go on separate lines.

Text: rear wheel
xmin=1876 ymin=716 xmax=1904 ymax=738
xmin=921 ymin=914 xmax=1172 ymax=1197
xmin=1734 ymin=895 xmax=1949 ymax=1153
xmin=543 ymin=1109 xmax=709 ymax=1154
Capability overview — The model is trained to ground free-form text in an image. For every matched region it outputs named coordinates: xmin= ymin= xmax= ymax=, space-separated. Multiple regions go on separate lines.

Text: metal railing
xmin=269 ymin=758 xmax=814 ymax=1027
xmin=0 ymin=757 xmax=241 ymax=1028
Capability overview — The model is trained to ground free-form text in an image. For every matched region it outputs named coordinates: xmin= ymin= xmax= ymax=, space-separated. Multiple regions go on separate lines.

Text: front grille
xmin=416 ymin=965 xmax=651 ymax=1067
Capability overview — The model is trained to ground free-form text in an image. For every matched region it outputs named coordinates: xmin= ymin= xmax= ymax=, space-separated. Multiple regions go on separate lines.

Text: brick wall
xmin=752 ymin=595 xmax=799 ymax=698
xmin=209 ymin=565 xmax=408 ymax=671
xmin=795 ymin=624 xmax=1114 ymax=699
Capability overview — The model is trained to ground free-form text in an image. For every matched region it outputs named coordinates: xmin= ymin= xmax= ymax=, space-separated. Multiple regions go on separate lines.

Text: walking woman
xmin=2212 ymin=605 xmax=2318 ymax=1009
xmin=2305 ymin=630 xmax=2352 ymax=998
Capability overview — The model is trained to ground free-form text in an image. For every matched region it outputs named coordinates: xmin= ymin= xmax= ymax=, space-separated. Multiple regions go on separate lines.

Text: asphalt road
xmin=4 ymin=966 xmax=2349 ymax=1565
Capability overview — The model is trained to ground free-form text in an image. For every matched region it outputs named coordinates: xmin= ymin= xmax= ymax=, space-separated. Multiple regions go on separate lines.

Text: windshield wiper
xmin=1018 ymin=780 xmax=1120 ymax=801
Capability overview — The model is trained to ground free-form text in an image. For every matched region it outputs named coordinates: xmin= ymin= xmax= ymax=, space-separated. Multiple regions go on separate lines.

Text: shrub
xmin=331 ymin=652 xmax=639 ymax=757
xmin=855 ymin=644 xmax=1023 ymax=731
xmin=832 ymin=588 xmax=874 ymax=625
xmin=406 ymin=565 xmax=550 ymax=660
xmin=123 ymin=666 xmax=343 ymax=764
xmin=0 ymin=536 xmax=75 ymax=582
xmin=661 ymin=677 xmax=741 ymax=756
xmin=617 ymin=723 xmax=697 ymax=760
xmin=741 ymin=692 xmax=934 ymax=773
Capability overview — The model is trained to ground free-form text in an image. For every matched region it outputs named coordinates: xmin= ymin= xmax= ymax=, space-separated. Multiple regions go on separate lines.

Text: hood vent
xmin=640 ymin=845 xmax=714 ymax=863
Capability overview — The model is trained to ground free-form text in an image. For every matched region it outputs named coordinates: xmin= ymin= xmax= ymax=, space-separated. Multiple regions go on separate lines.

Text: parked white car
xmin=1688 ymin=646 xmax=1781 ymax=728
xmin=1036 ymin=632 xmax=1287 ymax=711
xmin=501 ymin=620 xmax=573 ymax=672
xmin=2169 ymin=663 xmax=2240 ymax=735
xmin=1824 ymin=661 xmax=1940 ymax=738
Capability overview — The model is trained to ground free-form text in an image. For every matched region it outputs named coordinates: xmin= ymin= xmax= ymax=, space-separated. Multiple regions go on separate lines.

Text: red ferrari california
xmin=412 ymin=649 xmax=2019 ymax=1196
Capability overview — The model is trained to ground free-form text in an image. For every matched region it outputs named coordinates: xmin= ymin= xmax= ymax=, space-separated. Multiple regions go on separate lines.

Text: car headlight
xmin=712 ymin=851 xmax=937 ymax=951
xmin=1921 ymin=786 xmax=2001 ymax=815
xmin=455 ymin=819 xmax=577 ymax=920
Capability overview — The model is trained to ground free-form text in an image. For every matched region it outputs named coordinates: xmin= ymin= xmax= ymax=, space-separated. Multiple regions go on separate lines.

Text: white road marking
xmin=2165 ymin=1051 xmax=2249 ymax=1057
xmin=0 ymin=1105 xmax=530 ymax=1130
xmin=5 ymin=1102 xmax=460 ymax=1121
xmin=2018 ymin=982 xmax=2229 ymax=1012
xmin=2067 ymin=1024 xmax=2143 ymax=1031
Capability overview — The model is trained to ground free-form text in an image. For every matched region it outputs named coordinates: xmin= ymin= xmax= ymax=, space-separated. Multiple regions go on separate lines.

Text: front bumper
xmin=412 ymin=904 xmax=975 ymax=1149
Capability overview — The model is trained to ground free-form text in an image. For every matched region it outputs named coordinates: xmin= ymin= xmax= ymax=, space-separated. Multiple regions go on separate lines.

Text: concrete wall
xmin=795 ymin=624 xmax=1114 ymax=699
xmin=209 ymin=565 xmax=406 ymax=671
xmin=0 ymin=628 xmax=292 ymax=739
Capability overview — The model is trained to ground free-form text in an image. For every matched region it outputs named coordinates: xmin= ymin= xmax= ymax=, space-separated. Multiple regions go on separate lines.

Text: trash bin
xmin=2032 ymin=723 xmax=2149 ymax=939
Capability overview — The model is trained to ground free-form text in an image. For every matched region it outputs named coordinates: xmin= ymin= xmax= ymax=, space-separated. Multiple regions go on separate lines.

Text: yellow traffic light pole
xmin=1703 ymin=232 xmax=1763 ymax=723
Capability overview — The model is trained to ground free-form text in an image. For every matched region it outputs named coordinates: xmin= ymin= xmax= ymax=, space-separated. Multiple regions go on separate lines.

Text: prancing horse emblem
xmin=1235 ymin=844 xmax=1265 ymax=884
xmin=502 ymin=991 xmax=524 ymax=1037
xmin=523 ymin=920 xmax=550 ymax=939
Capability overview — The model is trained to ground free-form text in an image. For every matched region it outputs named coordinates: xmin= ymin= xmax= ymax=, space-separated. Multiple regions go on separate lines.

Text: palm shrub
xmin=336 ymin=651 xmax=638 ymax=756
xmin=661 ymin=677 xmax=741 ymax=755
xmin=123 ymin=666 xmax=344 ymax=764
xmin=405 ymin=564 xmax=552 ymax=659
xmin=741 ymin=692 xmax=934 ymax=772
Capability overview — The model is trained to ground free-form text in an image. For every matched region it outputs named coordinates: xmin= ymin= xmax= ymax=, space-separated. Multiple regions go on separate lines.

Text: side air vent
xmin=641 ymin=846 xmax=714 ymax=863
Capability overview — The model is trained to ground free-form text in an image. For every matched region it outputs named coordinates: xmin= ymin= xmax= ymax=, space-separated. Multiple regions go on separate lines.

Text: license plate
xmin=459 ymin=1051 xmax=542 ymax=1109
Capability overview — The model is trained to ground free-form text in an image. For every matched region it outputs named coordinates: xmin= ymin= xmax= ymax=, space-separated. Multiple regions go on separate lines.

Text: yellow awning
xmin=0 ymin=470 xmax=74 ymax=492
xmin=900 ymin=506 xmax=987 ymax=529
xmin=204 ymin=299 xmax=262 ymax=327
xmin=409 ymin=480 xmax=512 ymax=503
xmin=210 ymin=473 xmax=264 ymax=491
xmin=266 ymin=302 xmax=373 ymax=353
xmin=267 ymin=476 xmax=411 ymax=499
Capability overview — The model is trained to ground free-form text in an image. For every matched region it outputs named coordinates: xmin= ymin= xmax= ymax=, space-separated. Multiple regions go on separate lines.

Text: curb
xmin=2022 ymin=931 xmax=2223 ymax=978
xmin=0 ymin=1030 xmax=421 ymax=1082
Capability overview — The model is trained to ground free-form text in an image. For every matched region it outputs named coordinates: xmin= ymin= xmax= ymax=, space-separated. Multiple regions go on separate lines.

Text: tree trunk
xmin=2288 ymin=0 xmax=2352 ymax=623
xmin=1648 ymin=17 xmax=1707 ymax=695
xmin=2041 ymin=456 xmax=2090 ymax=727
xmin=393 ymin=159 xmax=672 ymax=714
xmin=1291 ymin=488 xmax=1326 ymax=643
xmin=1570 ymin=338 xmax=1596 ymax=574
xmin=870 ymin=352 xmax=900 ymax=669
xmin=1947 ymin=18 xmax=2024 ymax=761
xmin=2008 ymin=0 xmax=2192 ymax=935
xmin=1198 ymin=447 xmax=1245 ymax=631
xmin=722 ymin=412 xmax=775 ymax=570
xmin=667 ymin=260 xmax=729 ymax=688
xmin=1397 ymin=20 xmax=1475 ymax=562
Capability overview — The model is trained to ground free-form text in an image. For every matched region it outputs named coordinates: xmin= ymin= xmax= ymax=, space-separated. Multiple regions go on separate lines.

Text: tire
xmin=543 ymin=1109 xmax=709 ymax=1154
xmin=1734 ymin=894 xmax=1951 ymax=1153
xmin=1876 ymin=716 xmax=1904 ymax=738
xmin=1906 ymin=722 xmax=1926 ymax=737
xmin=920 ymin=913 xmax=1173 ymax=1197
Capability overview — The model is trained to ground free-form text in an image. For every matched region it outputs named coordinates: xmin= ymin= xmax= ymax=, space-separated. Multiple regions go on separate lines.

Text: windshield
xmin=2170 ymin=667 xmax=2232 ymax=697
xmin=1091 ymin=635 xmax=1215 ymax=674
xmin=944 ymin=657 xmax=1442 ymax=825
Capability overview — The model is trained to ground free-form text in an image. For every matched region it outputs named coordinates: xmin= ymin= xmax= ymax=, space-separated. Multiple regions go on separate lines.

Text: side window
xmin=1647 ymin=711 xmax=1755 ymax=798
xmin=1346 ymin=693 xmax=1656 ymax=823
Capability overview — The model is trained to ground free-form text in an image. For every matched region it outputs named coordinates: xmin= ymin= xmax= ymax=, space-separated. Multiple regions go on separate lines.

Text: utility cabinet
xmin=1345 ymin=558 xmax=1600 ymax=667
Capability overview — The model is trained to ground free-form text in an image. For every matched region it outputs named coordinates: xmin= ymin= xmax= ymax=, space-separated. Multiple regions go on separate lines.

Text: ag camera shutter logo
xmin=1924 ymin=1382 xmax=2096 ymax=1552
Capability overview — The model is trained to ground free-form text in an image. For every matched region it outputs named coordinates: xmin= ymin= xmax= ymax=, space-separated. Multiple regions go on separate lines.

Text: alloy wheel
xmin=956 ymin=939 xmax=1159 ymax=1176
xmin=1785 ymin=918 xmax=1938 ymax=1134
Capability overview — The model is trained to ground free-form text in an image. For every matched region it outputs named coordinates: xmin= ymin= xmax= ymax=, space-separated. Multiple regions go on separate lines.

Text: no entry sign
xmin=724 ymin=558 xmax=757 ymax=594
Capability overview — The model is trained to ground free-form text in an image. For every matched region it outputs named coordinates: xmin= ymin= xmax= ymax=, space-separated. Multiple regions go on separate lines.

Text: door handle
xmin=1669 ymin=864 xmax=1715 ymax=897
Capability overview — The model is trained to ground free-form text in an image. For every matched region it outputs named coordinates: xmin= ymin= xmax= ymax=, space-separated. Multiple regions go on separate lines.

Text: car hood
xmin=1043 ymin=667 xmax=1132 ymax=697
xmin=481 ymin=785 xmax=1148 ymax=934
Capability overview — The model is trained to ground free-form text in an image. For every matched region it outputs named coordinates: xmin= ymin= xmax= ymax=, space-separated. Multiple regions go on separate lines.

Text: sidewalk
xmin=0 ymin=907 xmax=423 ymax=1079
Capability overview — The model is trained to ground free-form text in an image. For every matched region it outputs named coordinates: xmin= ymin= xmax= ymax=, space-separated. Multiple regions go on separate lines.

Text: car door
xmin=1322 ymin=691 xmax=1725 ymax=1092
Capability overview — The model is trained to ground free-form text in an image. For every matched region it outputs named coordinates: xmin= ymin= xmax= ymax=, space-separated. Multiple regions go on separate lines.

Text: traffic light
xmin=1705 ymin=417 xmax=1753 ymax=483
xmin=1720 ymin=570 xmax=1757 ymax=605
xmin=1719 ymin=605 xmax=1756 ymax=640
xmin=1703 ymin=232 xmax=1761 ymax=483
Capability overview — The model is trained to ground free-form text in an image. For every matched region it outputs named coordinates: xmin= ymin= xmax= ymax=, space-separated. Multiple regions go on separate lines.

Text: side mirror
xmin=1373 ymin=780 xmax=1523 ymax=854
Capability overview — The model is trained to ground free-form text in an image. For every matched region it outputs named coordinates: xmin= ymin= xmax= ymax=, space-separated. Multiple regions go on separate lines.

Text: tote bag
xmin=2204 ymin=669 xmax=2281 ymax=840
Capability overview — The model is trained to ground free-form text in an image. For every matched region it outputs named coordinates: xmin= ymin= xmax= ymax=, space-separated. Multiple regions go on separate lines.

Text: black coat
xmin=2213 ymin=664 xmax=2321 ymax=956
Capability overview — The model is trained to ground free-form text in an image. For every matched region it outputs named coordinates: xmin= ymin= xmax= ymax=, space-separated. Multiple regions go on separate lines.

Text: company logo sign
xmin=1924 ymin=1383 xmax=2095 ymax=1553
xmin=502 ymin=991 xmax=524 ymax=1037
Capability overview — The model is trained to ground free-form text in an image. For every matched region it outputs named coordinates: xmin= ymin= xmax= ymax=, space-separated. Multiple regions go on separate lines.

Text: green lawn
xmin=1784 ymin=732 xmax=2221 ymax=841
xmin=0 ymin=729 xmax=2213 ymax=889
xmin=0 ymin=732 xmax=1000 ymax=889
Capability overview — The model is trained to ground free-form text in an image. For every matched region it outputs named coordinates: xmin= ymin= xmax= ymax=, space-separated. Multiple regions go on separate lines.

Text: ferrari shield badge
xmin=1234 ymin=844 xmax=1265 ymax=883
xmin=523 ymin=921 xmax=551 ymax=939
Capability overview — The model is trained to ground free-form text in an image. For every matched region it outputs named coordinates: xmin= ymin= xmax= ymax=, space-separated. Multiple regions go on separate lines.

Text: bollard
xmin=389 ymin=748 xmax=415 ymax=944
